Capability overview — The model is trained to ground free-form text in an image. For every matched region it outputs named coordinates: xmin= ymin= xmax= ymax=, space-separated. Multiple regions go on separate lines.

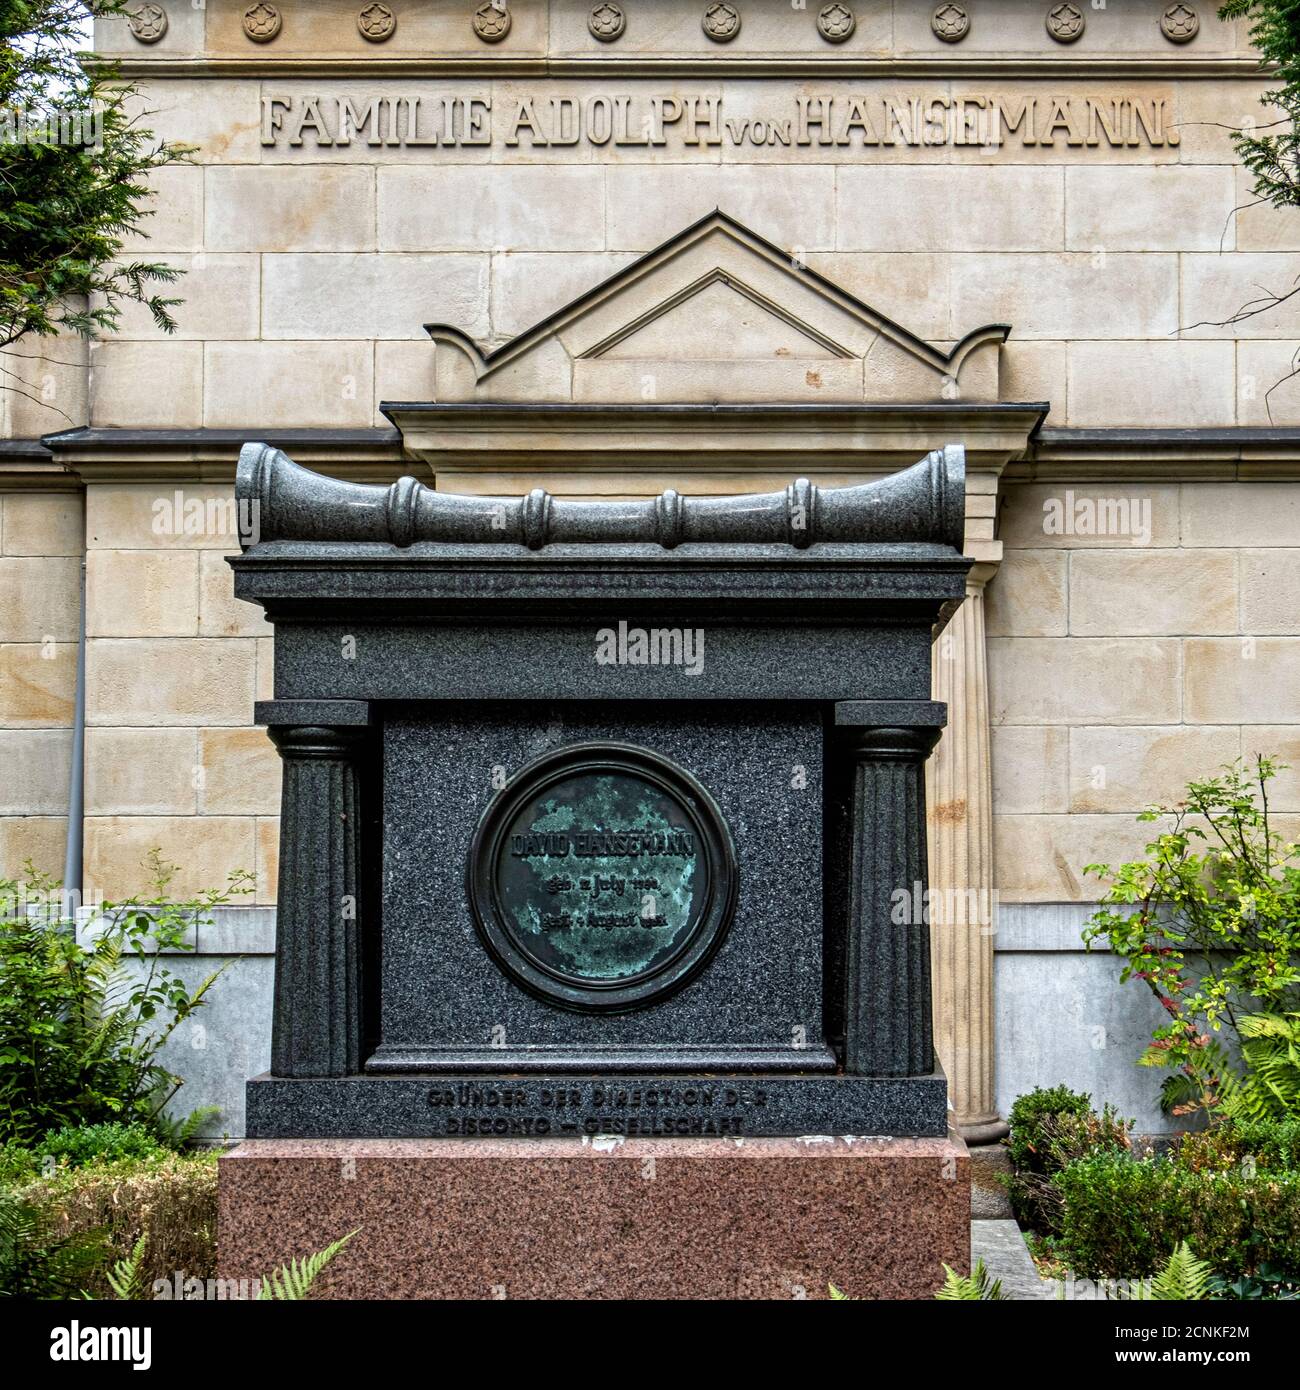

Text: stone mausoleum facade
xmin=3 ymin=0 xmax=1299 ymax=1139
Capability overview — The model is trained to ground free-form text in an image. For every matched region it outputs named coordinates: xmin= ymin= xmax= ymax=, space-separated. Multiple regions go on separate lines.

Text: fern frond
xmin=1129 ymin=1242 xmax=1214 ymax=1302
xmin=0 ymin=1193 xmax=106 ymax=1298
xmin=104 ymin=1232 xmax=149 ymax=1301
xmin=1222 ymin=1012 xmax=1300 ymax=1122
xmin=935 ymin=1258 xmax=1007 ymax=1300
xmin=176 ymin=1107 xmax=216 ymax=1144
xmin=257 ymin=1229 xmax=358 ymax=1301
xmin=146 ymin=964 xmax=230 ymax=1051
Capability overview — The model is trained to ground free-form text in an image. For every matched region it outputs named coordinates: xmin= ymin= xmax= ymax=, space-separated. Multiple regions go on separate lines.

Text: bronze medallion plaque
xmin=468 ymin=743 xmax=737 ymax=1012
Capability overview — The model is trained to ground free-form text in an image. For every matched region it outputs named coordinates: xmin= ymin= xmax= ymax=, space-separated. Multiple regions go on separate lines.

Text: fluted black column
xmin=265 ymin=712 xmax=370 ymax=1077
xmin=839 ymin=721 xmax=943 ymax=1077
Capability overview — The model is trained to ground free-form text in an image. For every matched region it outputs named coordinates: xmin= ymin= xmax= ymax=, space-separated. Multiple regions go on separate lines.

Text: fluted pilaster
xmin=267 ymin=723 xmax=368 ymax=1077
xmin=927 ymin=571 xmax=1005 ymax=1141
xmin=841 ymin=724 xmax=943 ymax=1077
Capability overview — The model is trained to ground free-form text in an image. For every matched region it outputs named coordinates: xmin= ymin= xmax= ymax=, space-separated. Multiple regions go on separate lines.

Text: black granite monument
xmin=230 ymin=440 xmax=969 ymax=1140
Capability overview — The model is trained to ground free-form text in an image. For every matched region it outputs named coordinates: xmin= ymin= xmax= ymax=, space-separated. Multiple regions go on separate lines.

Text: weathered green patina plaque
xmin=468 ymin=743 xmax=736 ymax=1012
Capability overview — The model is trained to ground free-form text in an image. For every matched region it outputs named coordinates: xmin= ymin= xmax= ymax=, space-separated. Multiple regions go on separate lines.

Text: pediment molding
xmin=423 ymin=210 xmax=1009 ymax=406
xmin=580 ymin=267 xmax=850 ymax=362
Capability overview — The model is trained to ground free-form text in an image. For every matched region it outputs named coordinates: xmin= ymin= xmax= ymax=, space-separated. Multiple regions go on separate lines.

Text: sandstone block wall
xmin=0 ymin=493 xmax=81 ymax=877
xmin=0 ymin=0 xmax=1291 ymax=976
xmin=989 ymin=481 xmax=1300 ymax=901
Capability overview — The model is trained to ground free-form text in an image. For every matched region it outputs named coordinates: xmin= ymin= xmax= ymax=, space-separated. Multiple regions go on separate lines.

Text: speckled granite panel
xmin=219 ymin=1134 xmax=970 ymax=1300
xmin=377 ymin=704 xmax=824 ymax=1063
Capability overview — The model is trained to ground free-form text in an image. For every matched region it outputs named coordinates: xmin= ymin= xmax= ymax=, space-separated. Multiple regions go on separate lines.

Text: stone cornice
xmin=19 ymin=422 xmax=1300 ymax=489
xmin=18 ymin=407 xmax=1042 ymax=487
xmin=35 ymin=427 xmax=410 ymax=485
xmin=1015 ymin=427 xmax=1300 ymax=482
xmin=103 ymin=56 xmax=1269 ymax=81
xmin=0 ymin=439 xmax=79 ymax=491
xmin=384 ymin=402 xmax=1047 ymax=475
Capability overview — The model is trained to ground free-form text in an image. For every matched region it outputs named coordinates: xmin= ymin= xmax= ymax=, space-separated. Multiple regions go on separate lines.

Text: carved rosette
xmin=242 ymin=2 xmax=281 ymax=43
xmin=1161 ymin=3 xmax=1199 ymax=43
xmin=817 ymin=3 xmax=855 ymax=43
xmin=930 ymin=3 xmax=968 ymax=44
xmin=588 ymin=3 xmax=625 ymax=42
xmin=472 ymin=1 xmax=511 ymax=43
xmin=357 ymin=2 xmax=396 ymax=42
xmin=1045 ymin=2 xmax=1085 ymax=43
xmin=702 ymin=2 xmax=741 ymax=43
xmin=128 ymin=3 xmax=168 ymax=43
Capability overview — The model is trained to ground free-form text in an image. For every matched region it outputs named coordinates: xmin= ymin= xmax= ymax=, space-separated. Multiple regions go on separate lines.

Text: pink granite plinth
xmin=219 ymin=1134 xmax=969 ymax=1300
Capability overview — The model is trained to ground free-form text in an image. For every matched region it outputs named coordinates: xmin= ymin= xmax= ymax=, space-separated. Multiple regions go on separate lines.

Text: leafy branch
xmin=0 ymin=1 xmax=192 ymax=360
xmin=1085 ymin=755 xmax=1300 ymax=1119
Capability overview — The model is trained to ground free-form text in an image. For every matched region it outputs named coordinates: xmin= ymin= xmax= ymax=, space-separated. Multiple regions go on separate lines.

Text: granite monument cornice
xmin=229 ymin=547 xmax=972 ymax=631
xmin=229 ymin=442 xmax=972 ymax=629
xmin=234 ymin=440 xmax=967 ymax=551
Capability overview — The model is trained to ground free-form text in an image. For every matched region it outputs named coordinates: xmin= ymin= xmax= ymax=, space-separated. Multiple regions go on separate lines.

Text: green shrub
xmin=1212 ymin=1273 xmax=1300 ymax=1301
xmin=39 ymin=1121 xmax=169 ymax=1170
xmin=1055 ymin=1148 xmax=1300 ymax=1279
xmin=1003 ymin=1085 xmax=1132 ymax=1235
xmin=1006 ymin=1085 xmax=1092 ymax=1170
xmin=1084 ymin=756 xmax=1300 ymax=1119
xmin=1208 ymin=1265 xmax=1300 ymax=1300
xmin=0 ymin=854 xmax=251 ymax=1144
xmin=0 ymin=1141 xmax=38 ymax=1188
xmin=1 ymin=1122 xmax=188 ymax=1194
xmin=17 ymin=1150 xmax=218 ymax=1298
xmin=1176 ymin=1116 xmax=1300 ymax=1174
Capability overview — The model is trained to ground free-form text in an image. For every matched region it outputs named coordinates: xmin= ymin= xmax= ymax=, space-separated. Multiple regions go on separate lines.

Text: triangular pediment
xmin=594 ymin=271 xmax=842 ymax=362
xmin=417 ymin=211 xmax=1008 ymax=405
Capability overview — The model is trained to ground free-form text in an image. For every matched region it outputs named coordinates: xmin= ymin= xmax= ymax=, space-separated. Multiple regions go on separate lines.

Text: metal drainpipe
xmin=62 ymin=552 xmax=86 ymax=917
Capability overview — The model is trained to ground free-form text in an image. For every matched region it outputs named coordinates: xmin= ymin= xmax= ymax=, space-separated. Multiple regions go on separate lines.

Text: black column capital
xmin=267 ymin=723 xmax=370 ymax=760
xmin=840 ymin=724 xmax=943 ymax=762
